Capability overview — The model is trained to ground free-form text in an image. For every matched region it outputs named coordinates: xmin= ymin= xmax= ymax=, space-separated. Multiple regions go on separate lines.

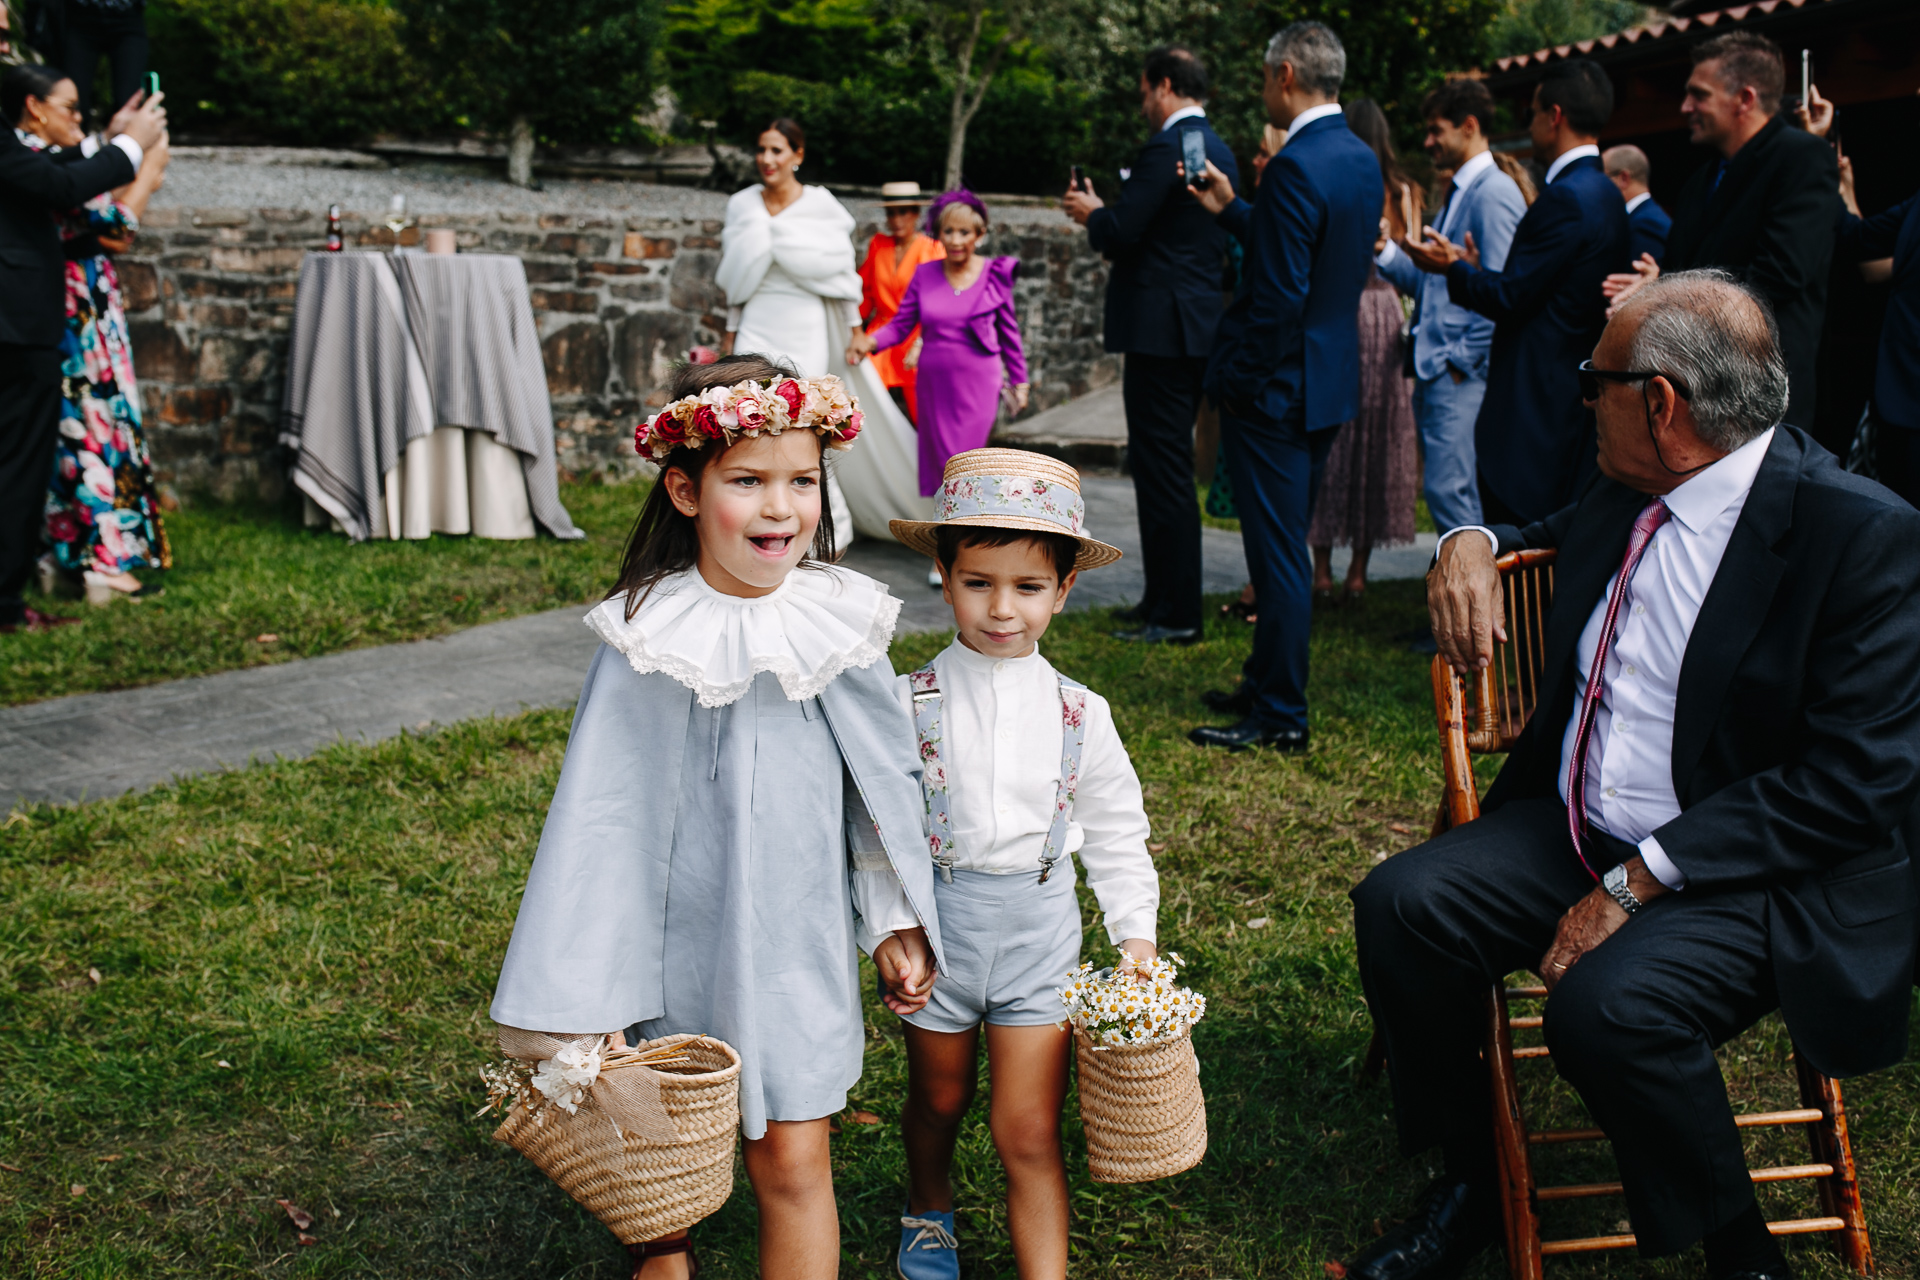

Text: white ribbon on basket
xmin=496 ymin=1027 xmax=688 ymax=1144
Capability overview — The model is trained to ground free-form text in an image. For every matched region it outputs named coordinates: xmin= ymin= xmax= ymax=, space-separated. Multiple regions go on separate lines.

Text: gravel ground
xmin=150 ymin=155 xmax=1070 ymax=226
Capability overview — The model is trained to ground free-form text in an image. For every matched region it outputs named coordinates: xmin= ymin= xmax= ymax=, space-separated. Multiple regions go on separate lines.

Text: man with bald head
xmin=1344 ymin=271 xmax=1920 ymax=1279
xmin=1602 ymin=143 xmax=1669 ymax=264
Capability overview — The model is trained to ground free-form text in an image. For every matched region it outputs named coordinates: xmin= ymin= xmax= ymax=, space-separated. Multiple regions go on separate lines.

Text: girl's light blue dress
xmin=490 ymin=565 xmax=942 ymax=1138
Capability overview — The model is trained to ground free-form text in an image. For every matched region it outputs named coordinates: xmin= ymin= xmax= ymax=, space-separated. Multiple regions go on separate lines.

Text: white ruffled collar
xmin=585 ymin=564 xmax=900 ymax=708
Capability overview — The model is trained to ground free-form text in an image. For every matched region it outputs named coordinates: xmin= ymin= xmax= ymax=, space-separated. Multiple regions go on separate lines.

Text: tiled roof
xmin=1488 ymin=0 xmax=1832 ymax=73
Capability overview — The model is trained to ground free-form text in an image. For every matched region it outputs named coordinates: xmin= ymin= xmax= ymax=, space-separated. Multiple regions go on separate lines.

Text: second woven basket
xmin=494 ymin=1033 xmax=741 ymax=1243
xmin=1073 ymin=1029 xmax=1208 ymax=1183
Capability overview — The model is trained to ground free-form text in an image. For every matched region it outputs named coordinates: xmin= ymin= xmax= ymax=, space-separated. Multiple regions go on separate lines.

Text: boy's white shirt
xmin=862 ymin=639 xmax=1159 ymax=951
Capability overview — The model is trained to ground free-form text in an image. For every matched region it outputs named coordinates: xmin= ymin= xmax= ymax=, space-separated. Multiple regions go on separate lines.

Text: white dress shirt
xmin=1377 ymin=148 xmax=1498 ymax=270
xmin=877 ymin=641 xmax=1160 ymax=945
xmin=1437 ymin=426 xmax=1777 ymax=890
xmin=77 ymin=131 xmax=144 ymax=169
xmin=1544 ymin=143 xmax=1601 ymax=186
xmin=1286 ymin=101 xmax=1346 ymax=136
xmin=1159 ymin=104 xmax=1206 ymax=132
xmin=1625 ymin=191 xmax=1652 ymax=214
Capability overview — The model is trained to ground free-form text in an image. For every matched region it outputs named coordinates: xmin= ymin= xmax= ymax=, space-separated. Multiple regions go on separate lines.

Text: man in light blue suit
xmin=1376 ymin=79 xmax=1525 ymax=533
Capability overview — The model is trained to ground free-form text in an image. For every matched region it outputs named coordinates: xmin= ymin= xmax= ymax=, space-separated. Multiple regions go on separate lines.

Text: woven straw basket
xmin=493 ymin=1033 xmax=742 ymax=1243
xmin=1073 ymin=1029 xmax=1208 ymax=1183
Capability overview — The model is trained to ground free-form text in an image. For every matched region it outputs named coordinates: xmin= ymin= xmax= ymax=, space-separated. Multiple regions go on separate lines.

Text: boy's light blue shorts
xmin=904 ymin=864 xmax=1083 ymax=1034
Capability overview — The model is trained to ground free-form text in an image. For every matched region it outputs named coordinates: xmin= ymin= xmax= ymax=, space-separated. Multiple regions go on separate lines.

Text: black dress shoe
xmin=1346 ymin=1176 xmax=1497 ymax=1280
xmin=1111 ymin=601 xmax=1150 ymax=624
xmin=1112 ymin=624 xmax=1201 ymax=646
xmin=1200 ymin=684 xmax=1254 ymax=715
xmin=1186 ymin=719 xmax=1308 ymax=753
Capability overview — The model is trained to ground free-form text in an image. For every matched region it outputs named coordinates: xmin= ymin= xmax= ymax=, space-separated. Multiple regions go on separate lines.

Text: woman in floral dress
xmin=10 ymin=63 xmax=171 ymax=602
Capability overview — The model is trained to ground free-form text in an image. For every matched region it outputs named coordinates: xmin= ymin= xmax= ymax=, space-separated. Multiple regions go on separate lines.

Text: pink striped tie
xmin=1566 ymin=497 xmax=1670 ymax=880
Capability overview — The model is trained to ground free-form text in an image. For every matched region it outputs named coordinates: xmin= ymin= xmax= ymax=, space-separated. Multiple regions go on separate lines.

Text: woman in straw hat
xmin=858 ymin=181 xmax=946 ymax=423
xmin=885 ymin=448 xmax=1159 ymax=1280
xmin=715 ymin=119 xmax=934 ymax=543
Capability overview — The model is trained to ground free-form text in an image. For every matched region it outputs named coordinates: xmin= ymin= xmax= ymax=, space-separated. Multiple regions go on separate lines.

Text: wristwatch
xmin=1603 ymin=863 xmax=1643 ymax=915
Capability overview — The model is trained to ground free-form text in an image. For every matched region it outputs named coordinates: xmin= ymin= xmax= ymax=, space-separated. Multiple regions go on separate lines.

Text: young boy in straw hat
xmin=881 ymin=447 xmax=1161 ymax=1280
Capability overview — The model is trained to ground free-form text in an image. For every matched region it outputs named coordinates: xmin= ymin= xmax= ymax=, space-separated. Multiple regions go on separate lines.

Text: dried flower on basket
xmin=635 ymin=374 xmax=863 ymax=462
xmin=476 ymin=1037 xmax=692 ymax=1125
xmin=1058 ymin=951 xmax=1207 ymax=1048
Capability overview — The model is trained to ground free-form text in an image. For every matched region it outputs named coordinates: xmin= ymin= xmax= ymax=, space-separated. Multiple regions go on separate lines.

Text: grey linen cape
xmin=490 ymin=581 xmax=941 ymax=1134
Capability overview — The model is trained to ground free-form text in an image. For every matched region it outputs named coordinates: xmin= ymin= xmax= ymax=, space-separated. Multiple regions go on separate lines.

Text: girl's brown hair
xmin=607 ymin=353 xmax=836 ymax=618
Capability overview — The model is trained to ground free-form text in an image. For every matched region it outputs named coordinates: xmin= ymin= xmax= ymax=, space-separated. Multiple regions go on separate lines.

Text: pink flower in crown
xmin=836 ymin=410 xmax=862 ymax=447
xmin=803 ymin=375 xmax=855 ymax=426
xmin=732 ymin=385 xmax=774 ymax=432
xmin=699 ymin=385 xmax=741 ymax=430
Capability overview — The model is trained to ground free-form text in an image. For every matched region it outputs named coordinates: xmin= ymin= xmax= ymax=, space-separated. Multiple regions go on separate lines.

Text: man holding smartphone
xmin=1064 ymin=45 xmax=1239 ymax=646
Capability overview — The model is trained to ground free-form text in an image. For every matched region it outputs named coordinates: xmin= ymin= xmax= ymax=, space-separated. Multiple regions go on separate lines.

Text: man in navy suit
xmin=1065 ymin=46 xmax=1239 ymax=645
xmin=1604 ymin=143 xmax=1671 ymax=264
xmin=1838 ymin=180 xmax=1920 ymax=506
xmin=1410 ymin=59 xmax=1631 ymax=525
xmin=1184 ymin=21 xmax=1382 ymax=752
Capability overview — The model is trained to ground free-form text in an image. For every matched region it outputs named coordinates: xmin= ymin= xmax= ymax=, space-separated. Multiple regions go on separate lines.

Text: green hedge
xmin=147 ymin=0 xmax=446 ymax=144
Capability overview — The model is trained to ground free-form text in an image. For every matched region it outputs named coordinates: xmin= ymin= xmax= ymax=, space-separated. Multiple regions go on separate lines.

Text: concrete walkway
xmin=1 ymin=443 xmax=1432 ymax=806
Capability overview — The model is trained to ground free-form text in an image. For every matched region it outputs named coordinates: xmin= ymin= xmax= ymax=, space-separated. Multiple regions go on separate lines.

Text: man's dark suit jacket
xmin=0 ymin=128 xmax=135 ymax=347
xmin=1087 ymin=115 xmax=1240 ymax=358
xmin=1205 ymin=110 xmax=1382 ymax=428
xmin=1447 ymin=154 xmax=1630 ymax=523
xmin=1839 ymin=190 xmax=1920 ymax=432
xmin=1480 ymin=427 xmax=1920 ymax=1079
xmin=1664 ymin=115 xmax=1839 ymax=430
xmin=1628 ymin=197 xmax=1671 ymax=264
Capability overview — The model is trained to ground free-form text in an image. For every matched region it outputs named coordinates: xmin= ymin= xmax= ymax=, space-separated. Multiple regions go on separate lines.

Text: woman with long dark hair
xmin=714 ymin=117 xmax=930 ymax=544
xmin=6 ymin=60 xmax=171 ymax=604
xmin=1307 ymin=99 xmax=1420 ymax=600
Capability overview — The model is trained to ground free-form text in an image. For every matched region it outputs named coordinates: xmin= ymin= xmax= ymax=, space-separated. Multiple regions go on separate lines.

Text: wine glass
xmin=385 ymin=194 xmax=413 ymax=244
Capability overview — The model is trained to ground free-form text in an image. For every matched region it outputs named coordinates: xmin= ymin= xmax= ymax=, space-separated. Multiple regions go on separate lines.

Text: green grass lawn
xmin=2 ymin=482 xmax=639 ymax=707
xmin=2 ymin=586 xmax=1915 ymax=1277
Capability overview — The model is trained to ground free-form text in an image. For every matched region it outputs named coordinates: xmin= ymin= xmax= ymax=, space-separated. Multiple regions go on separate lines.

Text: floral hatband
xmin=938 ymin=473 xmax=1085 ymax=536
xmin=635 ymin=374 xmax=863 ymax=462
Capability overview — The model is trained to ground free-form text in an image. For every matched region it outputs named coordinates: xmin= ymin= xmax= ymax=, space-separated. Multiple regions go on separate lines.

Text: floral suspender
xmin=909 ymin=663 xmax=1088 ymax=884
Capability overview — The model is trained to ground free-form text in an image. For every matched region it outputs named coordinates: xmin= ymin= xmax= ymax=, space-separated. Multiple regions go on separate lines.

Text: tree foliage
xmin=1487 ymin=0 xmax=1651 ymax=59
xmin=392 ymin=0 xmax=660 ymax=146
xmin=145 ymin=0 xmax=443 ymax=143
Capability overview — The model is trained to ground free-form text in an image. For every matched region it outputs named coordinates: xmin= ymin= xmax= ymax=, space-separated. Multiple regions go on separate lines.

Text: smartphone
xmin=1070 ymin=164 xmax=1086 ymax=193
xmin=1181 ymin=129 xmax=1209 ymax=190
xmin=1800 ymin=49 xmax=1809 ymax=107
xmin=148 ymin=72 xmax=160 ymax=99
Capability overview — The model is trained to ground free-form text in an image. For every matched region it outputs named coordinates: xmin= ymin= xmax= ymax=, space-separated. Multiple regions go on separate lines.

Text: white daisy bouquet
xmin=476 ymin=1035 xmax=693 ymax=1125
xmin=1058 ymin=951 xmax=1208 ymax=1048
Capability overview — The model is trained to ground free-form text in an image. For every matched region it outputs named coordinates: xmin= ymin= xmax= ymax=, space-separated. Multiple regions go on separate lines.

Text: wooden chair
xmin=1422 ymin=549 xmax=1874 ymax=1276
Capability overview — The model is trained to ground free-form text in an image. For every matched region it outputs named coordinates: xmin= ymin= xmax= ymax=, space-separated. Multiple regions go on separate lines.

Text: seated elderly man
xmin=1346 ymin=269 xmax=1920 ymax=1279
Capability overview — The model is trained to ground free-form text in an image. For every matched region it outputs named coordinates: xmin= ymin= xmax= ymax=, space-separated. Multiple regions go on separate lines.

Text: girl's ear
xmin=663 ymin=466 xmax=699 ymax=517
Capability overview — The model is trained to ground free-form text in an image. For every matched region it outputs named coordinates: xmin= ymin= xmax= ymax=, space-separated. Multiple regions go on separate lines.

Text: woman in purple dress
xmin=848 ymin=189 xmax=1028 ymax=499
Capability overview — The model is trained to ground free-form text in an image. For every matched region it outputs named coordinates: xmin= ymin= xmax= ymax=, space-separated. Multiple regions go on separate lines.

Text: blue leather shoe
xmin=896 ymin=1206 xmax=959 ymax=1280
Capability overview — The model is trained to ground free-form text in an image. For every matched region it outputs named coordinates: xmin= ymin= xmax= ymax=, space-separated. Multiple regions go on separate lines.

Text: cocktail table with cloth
xmin=280 ymin=251 xmax=582 ymax=542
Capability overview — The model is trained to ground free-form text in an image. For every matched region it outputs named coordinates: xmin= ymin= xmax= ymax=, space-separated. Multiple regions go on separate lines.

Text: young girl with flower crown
xmin=489 ymin=354 xmax=944 ymax=1280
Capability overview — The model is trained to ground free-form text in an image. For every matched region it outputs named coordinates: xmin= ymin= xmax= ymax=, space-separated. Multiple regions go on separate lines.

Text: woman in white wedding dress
xmin=715 ymin=118 xmax=931 ymax=545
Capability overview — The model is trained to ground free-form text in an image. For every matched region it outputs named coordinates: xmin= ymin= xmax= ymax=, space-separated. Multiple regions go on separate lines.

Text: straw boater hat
xmin=879 ymin=181 xmax=929 ymax=208
xmin=890 ymin=448 xmax=1123 ymax=570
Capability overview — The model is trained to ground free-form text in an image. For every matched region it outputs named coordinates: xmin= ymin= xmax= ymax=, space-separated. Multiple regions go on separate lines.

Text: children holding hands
xmin=487 ymin=384 xmax=1159 ymax=1279
xmin=886 ymin=449 xmax=1162 ymax=1280
xmin=489 ymin=355 xmax=940 ymax=1280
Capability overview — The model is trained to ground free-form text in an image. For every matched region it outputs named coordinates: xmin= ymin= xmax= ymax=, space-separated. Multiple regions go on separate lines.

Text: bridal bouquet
xmin=1058 ymin=951 xmax=1208 ymax=1048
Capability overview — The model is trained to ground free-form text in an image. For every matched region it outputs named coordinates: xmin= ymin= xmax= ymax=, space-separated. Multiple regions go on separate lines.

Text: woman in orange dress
xmin=858 ymin=182 xmax=944 ymax=422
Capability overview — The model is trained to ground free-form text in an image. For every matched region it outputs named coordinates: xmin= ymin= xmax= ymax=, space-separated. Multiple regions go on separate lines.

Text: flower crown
xmin=635 ymin=374 xmax=863 ymax=462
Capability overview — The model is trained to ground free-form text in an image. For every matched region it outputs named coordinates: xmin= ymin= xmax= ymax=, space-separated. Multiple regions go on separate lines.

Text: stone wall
xmin=122 ymin=206 xmax=1119 ymax=499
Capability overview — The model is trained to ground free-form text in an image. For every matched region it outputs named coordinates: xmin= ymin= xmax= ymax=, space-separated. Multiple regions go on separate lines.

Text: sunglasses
xmin=1577 ymin=359 xmax=1693 ymax=403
